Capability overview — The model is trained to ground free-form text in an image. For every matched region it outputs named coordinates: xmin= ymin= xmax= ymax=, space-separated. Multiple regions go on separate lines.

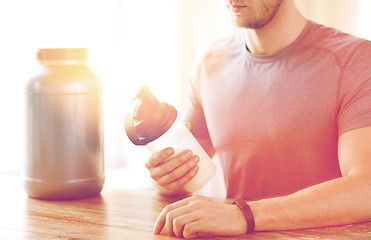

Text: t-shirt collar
xmin=242 ymin=20 xmax=314 ymax=62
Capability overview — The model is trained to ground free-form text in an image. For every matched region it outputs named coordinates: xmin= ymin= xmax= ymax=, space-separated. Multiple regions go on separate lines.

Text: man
xmin=145 ymin=0 xmax=371 ymax=238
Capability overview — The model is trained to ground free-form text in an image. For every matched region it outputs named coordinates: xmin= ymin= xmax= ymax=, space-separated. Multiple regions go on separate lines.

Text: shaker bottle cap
xmin=125 ymin=86 xmax=177 ymax=145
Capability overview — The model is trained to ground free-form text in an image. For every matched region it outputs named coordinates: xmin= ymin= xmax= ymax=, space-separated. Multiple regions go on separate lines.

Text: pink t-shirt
xmin=182 ymin=21 xmax=371 ymax=200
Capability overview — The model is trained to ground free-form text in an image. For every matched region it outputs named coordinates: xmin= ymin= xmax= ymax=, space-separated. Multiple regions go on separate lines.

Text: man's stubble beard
xmin=233 ymin=0 xmax=284 ymax=29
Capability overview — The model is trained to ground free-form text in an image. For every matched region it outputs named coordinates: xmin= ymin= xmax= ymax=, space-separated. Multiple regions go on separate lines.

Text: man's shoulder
xmin=200 ymin=31 xmax=244 ymax=63
xmin=190 ymin=32 xmax=244 ymax=82
xmin=302 ymin=21 xmax=370 ymax=63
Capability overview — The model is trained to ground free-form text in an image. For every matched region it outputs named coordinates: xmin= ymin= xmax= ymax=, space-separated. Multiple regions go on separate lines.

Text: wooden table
xmin=1 ymin=174 xmax=370 ymax=239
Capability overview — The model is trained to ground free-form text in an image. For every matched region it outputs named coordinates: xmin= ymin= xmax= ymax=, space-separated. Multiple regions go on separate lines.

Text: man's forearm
xmin=250 ymin=174 xmax=371 ymax=231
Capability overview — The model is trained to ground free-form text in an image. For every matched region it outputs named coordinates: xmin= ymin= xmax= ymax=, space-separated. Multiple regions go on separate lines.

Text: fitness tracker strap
xmin=233 ymin=197 xmax=255 ymax=233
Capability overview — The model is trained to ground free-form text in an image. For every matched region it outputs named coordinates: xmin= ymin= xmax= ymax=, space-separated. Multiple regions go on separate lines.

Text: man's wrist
xmin=233 ymin=197 xmax=256 ymax=233
xmin=231 ymin=204 xmax=248 ymax=234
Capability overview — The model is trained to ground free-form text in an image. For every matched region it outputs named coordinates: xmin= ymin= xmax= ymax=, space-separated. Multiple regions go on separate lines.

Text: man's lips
xmin=228 ymin=5 xmax=247 ymax=13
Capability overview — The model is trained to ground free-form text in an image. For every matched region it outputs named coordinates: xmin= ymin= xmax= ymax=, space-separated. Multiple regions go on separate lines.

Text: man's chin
xmin=232 ymin=19 xmax=269 ymax=29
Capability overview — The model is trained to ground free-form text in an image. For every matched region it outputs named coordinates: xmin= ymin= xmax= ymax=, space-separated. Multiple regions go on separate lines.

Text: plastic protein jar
xmin=24 ymin=48 xmax=104 ymax=200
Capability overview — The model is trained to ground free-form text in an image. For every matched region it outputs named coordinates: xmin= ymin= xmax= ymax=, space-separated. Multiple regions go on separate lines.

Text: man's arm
xmin=153 ymin=126 xmax=371 ymax=237
xmin=250 ymin=126 xmax=371 ymax=231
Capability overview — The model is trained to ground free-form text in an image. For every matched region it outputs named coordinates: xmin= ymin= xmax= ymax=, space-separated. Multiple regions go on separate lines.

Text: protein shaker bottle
xmin=125 ymin=86 xmax=216 ymax=192
xmin=24 ymin=48 xmax=104 ymax=200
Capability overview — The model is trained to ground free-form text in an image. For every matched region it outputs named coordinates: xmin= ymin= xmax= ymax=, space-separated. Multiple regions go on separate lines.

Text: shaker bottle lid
xmin=37 ymin=48 xmax=88 ymax=61
xmin=125 ymin=86 xmax=177 ymax=145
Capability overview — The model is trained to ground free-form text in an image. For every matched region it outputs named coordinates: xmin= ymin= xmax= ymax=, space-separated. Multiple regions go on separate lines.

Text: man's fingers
xmin=153 ymin=196 xmax=200 ymax=235
xmin=183 ymin=220 xmax=202 ymax=239
xmin=163 ymin=165 xmax=199 ymax=192
xmin=150 ymin=150 xmax=194 ymax=179
xmin=156 ymin=156 xmax=199 ymax=186
xmin=163 ymin=205 xmax=195 ymax=236
xmin=145 ymin=147 xmax=174 ymax=169
xmin=153 ymin=201 xmax=182 ymax=234
xmin=172 ymin=212 xmax=199 ymax=237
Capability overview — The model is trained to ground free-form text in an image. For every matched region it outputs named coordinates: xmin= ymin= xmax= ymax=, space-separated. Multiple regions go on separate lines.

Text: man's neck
xmin=244 ymin=1 xmax=307 ymax=55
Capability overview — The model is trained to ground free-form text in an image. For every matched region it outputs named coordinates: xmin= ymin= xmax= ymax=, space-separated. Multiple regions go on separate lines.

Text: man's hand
xmin=145 ymin=147 xmax=200 ymax=195
xmin=153 ymin=195 xmax=247 ymax=238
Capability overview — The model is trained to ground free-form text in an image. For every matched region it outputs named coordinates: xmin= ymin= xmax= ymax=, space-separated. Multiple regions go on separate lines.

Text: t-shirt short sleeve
xmin=181 ymin=56 xmax=211 ymax=140
xmin=337 ymin=41 xmax=371 ymax=135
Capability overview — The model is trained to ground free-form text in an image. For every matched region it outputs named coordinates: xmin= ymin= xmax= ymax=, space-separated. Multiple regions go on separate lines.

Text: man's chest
xmin=199 ymin=61 xmax=340 ymax=150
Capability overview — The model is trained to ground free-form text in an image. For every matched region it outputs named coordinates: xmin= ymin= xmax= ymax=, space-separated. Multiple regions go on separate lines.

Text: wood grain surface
xmin=0 ymin=174 xmax=370 ymax=240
